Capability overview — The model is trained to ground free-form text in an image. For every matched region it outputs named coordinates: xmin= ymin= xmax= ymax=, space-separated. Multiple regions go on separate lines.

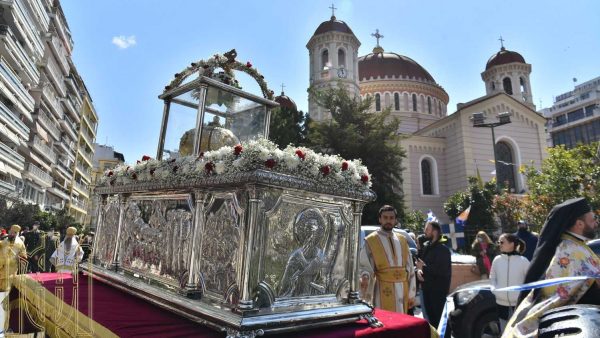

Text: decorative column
xmin=236 ymin=186 xmax=261 ymax=312
xmin=184 ymin=190 xmax=206 ymax=299
xmin=111 ymin=194 xmax=129 ymax=271
xmin=347 ymin=201 xmax=365 ymax=303
xmin=193 ymin=83 xmax=209 ymax=156
xmin=91 ymin=194 xmax=107 ymax=265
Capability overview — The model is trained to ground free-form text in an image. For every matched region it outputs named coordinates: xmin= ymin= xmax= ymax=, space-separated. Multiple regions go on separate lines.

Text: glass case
xmin=157 ymin=76 xmax=277 ymax=160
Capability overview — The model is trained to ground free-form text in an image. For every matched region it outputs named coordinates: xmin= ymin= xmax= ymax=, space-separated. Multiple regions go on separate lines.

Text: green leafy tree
xmin=523 ymin=142 xmax=600 ymax=227
xmin=269 ymin=106 xmax=310 ymax=148
xmin=444 ymin=177 xmax=497 ymax=245
xmin=492 ymin=189 xmax=525 ymax=233
xmin=0 ymin=199 xmax=38 ymax=229
xmin=307 ymin=85 xmax=406 ymax=224
xmin=403 ymin=209 xmax=427 ymax=234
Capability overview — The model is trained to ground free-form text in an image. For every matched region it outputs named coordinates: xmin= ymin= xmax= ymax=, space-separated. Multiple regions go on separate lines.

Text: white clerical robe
xmin=359 ymin=229 xmax=416 ymax=313
xmin=51 ymin=239 xmax=84 ymax=273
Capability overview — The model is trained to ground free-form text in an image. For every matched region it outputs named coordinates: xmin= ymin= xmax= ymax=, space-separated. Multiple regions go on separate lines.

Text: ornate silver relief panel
xmin=200 ymin=193 xmax=242 ymax=302
xmin=95 ymin=198 xmax=120 ymax=266
xmin=118 ymin=195 xmax=193 ymax=287
xmin=262 ymin=196 xmax=351 ymax=300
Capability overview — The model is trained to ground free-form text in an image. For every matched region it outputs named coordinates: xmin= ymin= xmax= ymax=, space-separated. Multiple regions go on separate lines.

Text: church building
xmin=302 ymin=14 xmax=547 ymax=223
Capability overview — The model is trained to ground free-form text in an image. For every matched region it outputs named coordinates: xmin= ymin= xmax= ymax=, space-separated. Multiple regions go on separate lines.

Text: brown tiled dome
xmin=358 ymin=51 xmax=435 ymax=82
xmin=275 ymin=92 xmax=297 ymax=111
xmin=313 ymin=16 xmax=355 ymax=36
xmin=485 ymin=47 xmax=526 ymax=70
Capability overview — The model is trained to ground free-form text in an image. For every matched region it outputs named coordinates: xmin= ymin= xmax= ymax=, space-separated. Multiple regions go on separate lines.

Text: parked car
xmin=448 ymin=239 xmax=600 ymax=338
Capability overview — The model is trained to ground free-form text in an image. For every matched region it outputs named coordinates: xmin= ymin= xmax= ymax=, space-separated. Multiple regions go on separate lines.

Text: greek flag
xmin=426 ymin=210 xmax=438 ymax=223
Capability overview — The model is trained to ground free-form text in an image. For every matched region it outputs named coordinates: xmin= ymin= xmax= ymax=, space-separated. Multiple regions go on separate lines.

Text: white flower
xmin=232 ymin=158 xmax=243 ymax=168
xmin=215 ymin=161 xmax=226 ymax=174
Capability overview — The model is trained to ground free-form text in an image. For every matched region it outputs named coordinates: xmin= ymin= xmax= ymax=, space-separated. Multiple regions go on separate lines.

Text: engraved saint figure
xmin=279 ymin=208 xmax=328 ymax=297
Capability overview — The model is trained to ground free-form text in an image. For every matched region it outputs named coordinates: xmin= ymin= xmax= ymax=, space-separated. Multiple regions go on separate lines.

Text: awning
xmin=36 ymin=123 xmax=49 ymax=143
xmin=5 ymin=165 xmax=21 ymax=179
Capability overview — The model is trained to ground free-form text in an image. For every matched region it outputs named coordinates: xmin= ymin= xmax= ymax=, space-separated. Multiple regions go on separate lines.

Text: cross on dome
xmin=372 ymin=29 xmax=384 ymax=47
xmin=498 ymin=36 xmax=505 ymax=49
xmin=329 ymin=3 xmax=337 ymax=20
xmin=280 ymin=83 xmax=286 ymax=95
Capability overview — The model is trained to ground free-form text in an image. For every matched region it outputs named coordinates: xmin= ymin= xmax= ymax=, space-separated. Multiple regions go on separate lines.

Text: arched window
xmin=421 ymin=159 xmax=433 ymax=195
xmin=338 ymin=49 xmax=346 ymax=68
xmin=427 ymin=97 xmax=432 ymax=114
xmin=375 ymin=93 xmax=381 ymax=111
xmin=503 ymin=77 xmax=513 ymax=95
xmin=491 ymin=81 xmax=496 ymax=91
xmin=496 ymin=141 xmax=516 ymax=192
xmin=438 ymin=102 xmax=442 ymax=116
xmin=412 ymin=94 xmax=417 ymax=111
xmin=321 ymin=49 xmax=329 ymax=70
xmin=520 ymin=77 xmax=527 ymax=93
xmin=394 ymin=93 xmax=400 ymax=111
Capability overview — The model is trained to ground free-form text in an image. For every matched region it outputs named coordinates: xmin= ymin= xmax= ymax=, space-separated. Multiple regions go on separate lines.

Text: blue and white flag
xmin=441 ymin=223 xmax=466 ymax=250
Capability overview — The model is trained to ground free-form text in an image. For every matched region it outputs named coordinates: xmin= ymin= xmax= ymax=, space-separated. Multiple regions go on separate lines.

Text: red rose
xmin=341 ymin=161 xmax=349 ymax=171
xmin=142 ymin=155 xmax=151 ymax=161
xmin=150 ymin=168 xmax=156 ymax=176
xmin=361 ymin=174 xmax=369 ymax=184
xmin=107 ymin=171 xmax=114 ymax=177
xmin=265 ymin=159 xmax=276 ymax=169
xmin=109 ymin=180 xmax=115 ymax=186
xmin=197 ymin=152 xmax=204 ymax=160
xmin=205 ymin=162 xmax=214 ymax=173
xmin=321 ymin=165 xmax=330 ymax=176
xmin=295 ymin=149 xmax=305 ymax=160
xmin=172 ymin=166 xmax=179 ymax=173
xmin=131 ymin=172 xmax=138 ymax=180
xmin=168 ymin=158 xmax=176 ymax=164
xmin=136 ymin=160 xmax=141 ymax=164
xmin=246 ymin=61 xmax=252 ymax=68
xmin=234 ymin=144 xmax=243 ymax=156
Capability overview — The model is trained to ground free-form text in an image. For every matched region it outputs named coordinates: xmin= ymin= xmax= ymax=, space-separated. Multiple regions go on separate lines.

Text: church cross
xmin=280 ymin=83 xmax=286 ymax=94
xmin=372 ymin=29 xmax=384 ymax=47
xmin=498 ymin=36 xmax=505 ymax=48
xmin=329 ymin=4 xmax=337 ymax=18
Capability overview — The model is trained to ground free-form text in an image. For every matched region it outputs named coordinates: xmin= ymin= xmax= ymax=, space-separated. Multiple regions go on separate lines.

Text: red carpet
xmin=22 ymin=273 xmax=432 ymax=337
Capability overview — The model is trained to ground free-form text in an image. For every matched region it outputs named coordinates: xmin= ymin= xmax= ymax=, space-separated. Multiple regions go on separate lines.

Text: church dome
xmin=275 ymin=92 xmax=297 ymax=111
xmin=485 ymin=47 xmax=526 ymax=70
xmin=313 ymin=16 xmax=355 ymax=36
xmin=358 ymin=51 xmax=436 ymax=83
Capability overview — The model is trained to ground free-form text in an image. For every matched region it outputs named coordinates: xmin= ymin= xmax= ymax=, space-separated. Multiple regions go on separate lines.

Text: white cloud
xmin=112 ymin=35 xmax=136 ymax=49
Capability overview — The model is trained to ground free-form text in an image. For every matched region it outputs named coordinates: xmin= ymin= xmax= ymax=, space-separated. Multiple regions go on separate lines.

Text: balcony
xmin=56 ymin=156 xmax=73 ymax=176
xmin=60 ymin=114 xmax=78 ymax=140
xmin=76 ymin=162 xmax=91 ymax=182
xmin=0 ymin=100 xmax=29 ymax=139
xmin=0 ymin=24 xmax=40 ymax=85
xmin=23 ymin=0 xmax=49 ymax=33
xmin=1 ymin=0 xmax=45 ymax=58
xmin=42 ymin=55 xmax=66 ymax=97
xmin=47 ymin=181 xmax=69 ymax=201
xmin=61 ymin=96 xmax=80 ymax=122
xmin=0 ymin=178 xmax=16 ymax=193
xmin=25 ymin=162 xmax=52 ymax=188
xmin=80 ymin=128 xmax=93 ymax=148
xmin=41 ymin=84 xmax=62 ymax=119
xmin=0 ymin=57 xmax=35 ymax=116
xmin=70 ymin=198 xmax=88 ymax=213
xmin=48 ymin=35 xmax=69 ymax=75
xmin=31 ymin=135 xmax=57 ymax=163
xmin=0 ymin=141 xmax=24 ymax=170
xmin=72 ymin=180 xmax=89 ymax=196
xmin=78 ymin=148 xmax=93 ymax=166
xmin=81 ymin=113 xmax=97 ymax=135
xmin=36 ymin=110 xmax=60 ymax=140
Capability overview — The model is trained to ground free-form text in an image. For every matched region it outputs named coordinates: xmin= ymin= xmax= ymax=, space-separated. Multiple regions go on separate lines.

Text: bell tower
xmin=306 ymin=7 xmax=361 ymax=121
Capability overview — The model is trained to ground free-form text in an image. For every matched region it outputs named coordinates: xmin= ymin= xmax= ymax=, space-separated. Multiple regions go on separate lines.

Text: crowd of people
xmin=359 ymin=198 xmax=599 ymax=337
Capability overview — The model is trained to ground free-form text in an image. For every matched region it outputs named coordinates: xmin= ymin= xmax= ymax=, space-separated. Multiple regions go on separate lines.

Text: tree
xmin=269 ymin=106 xmax=310 ymax=148
xmin=0 ymin=197 xmax=82 ymax=233
xmin=403 ymin=209 xmax=427 ymax=234
xmin=307 ymin=85 xmax=406 ymax=224
xmin=492 ymin=189 xmax=525 ymax=233
xmin=443 ymin=177 xmax=497 ymax=246
xmin=522 ymin=142 xmax=600 ymax=228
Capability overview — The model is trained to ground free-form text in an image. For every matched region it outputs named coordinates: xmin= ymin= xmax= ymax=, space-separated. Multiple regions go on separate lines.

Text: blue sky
xmin=61 ymin=0 xmax=600 ymax=163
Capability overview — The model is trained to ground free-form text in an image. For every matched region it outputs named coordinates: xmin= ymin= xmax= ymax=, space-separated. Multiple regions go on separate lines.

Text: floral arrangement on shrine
xmin=101 ymin=139 xmax=371 ymax=190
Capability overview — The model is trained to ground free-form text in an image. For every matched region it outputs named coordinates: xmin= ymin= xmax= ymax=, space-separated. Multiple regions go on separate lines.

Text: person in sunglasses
xmin=490 ymin=233 xmax=530 ymax=332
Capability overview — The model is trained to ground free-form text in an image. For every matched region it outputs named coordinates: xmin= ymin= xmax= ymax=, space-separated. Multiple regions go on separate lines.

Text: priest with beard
xmin=503 ymin=198 xmax=600 ymax=337
xmin=50 ymin=227 xmax=84 ymax=274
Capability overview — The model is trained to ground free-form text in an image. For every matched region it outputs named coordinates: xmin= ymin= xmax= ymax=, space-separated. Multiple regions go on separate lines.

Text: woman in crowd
xmin=471 ymin=231 xmax=497 ymax=279
xmin=489 ymin=233 xmax=530 ymax=332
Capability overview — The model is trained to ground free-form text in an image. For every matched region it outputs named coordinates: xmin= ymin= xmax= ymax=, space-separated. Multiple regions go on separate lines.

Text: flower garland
xmin=101 ymin=139 xmax=372 ymax=190
xmin=164 ymin=49 xmax=274 ymax=100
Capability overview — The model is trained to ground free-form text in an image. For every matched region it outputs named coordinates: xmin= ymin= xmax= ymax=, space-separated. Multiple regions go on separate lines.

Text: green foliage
xmin=403 ymin=209 xmax=427 ymax=234
xmin=269 ymin=106 xmax=310 ymax=148
xmin=307 ymin=85 xmax=406 ymax=223
xmin=493 ymin=190 xmax=525 ymax=233
xmin=0 ymin=198 xmax=82 ymax=233
xmin=523 ymin=142 xmax=600 ymax=225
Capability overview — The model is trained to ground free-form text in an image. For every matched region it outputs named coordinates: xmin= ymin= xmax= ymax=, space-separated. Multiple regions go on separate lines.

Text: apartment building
xmin=0 ymin=0 xmax=97 ymax=225
xmin=88 ymin=143 xmax=124 ymax=229
xmin=543 ymin=76 xmax=600 ymax=148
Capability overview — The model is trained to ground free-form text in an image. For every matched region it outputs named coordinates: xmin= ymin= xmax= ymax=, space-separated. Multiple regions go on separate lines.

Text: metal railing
xmin=0 ymin=100 xmax=29 ymax=137
xmin=0 ymin=24 xmax=40 ymax=83
xmin=0 ymin=57 xmax=35 ymax=111
xmin=73 ymin=180 xmax=89 ymax=194
xmin=13 ymin=0 xmax=44 ymax=57
xmin=0 ymin=141 xmax=24 ymax=168
xmin=50 ymin=35 xmax=69 ymax=74
xmin=70 ymin=198 xmax=87 ymax=210
xmin=27 ymin=162 xmax=52 ymax=186
xmin=37 ymin=110 xmax=60 ymax=139
xmin=44 ymin=56 xmax=66 ymax=96
xmin=32 ymin=136 xmax=57 ymax=162
xmin=0 ymin=179 xmax=16 ymax=192
xmin=42 ymin=85 xmax=62 ymax=117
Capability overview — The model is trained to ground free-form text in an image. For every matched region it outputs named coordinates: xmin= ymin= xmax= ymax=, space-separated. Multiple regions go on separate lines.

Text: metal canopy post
xmin=156 ymin=100 xmax=171 ymax=160
xmin=193 ymin=84 xmax=209 ymax=156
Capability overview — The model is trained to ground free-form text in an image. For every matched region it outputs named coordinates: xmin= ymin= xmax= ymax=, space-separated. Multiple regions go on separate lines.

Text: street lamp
xmin=471 ymin=112 xmax=512 ymax=191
